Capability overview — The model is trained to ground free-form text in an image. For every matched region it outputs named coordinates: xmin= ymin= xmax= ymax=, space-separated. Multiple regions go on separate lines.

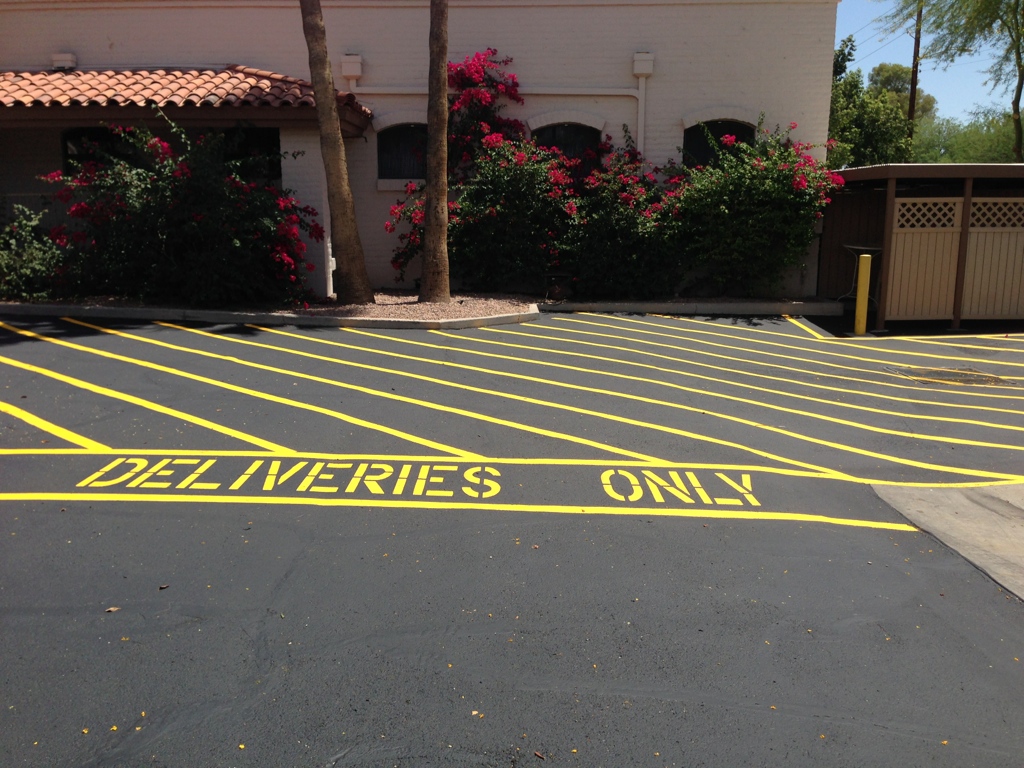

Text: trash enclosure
xmin=818 ymin=164 xmax=1024 ymax=329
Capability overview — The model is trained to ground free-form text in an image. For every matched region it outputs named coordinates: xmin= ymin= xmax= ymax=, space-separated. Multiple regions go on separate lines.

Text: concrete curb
xmin=539 ymin=299 xmax=843 ymax=316
xmin=0 ymin=302 xmax=542 ymax=330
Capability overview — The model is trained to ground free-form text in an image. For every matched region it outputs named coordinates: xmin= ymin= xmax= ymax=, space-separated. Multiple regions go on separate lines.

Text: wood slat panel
xmin=886 ymin=199 xmax=961 ymax=320
xmin=963 ymin=230 xmax=1024 ymax=318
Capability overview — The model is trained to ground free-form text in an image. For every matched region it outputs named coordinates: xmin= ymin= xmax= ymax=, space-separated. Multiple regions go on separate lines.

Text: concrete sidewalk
xmin=0 ymin=297 xmax=843 ymax=329
xmin=874 ymin=484 xmax=1024 ymax=600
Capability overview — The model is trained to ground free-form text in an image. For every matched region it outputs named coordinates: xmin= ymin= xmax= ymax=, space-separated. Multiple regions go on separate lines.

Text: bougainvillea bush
xmin=385 ymin=50 xmax=843 ymax=299
xmin=560 ymin=133 xmax=683 ymax=300
xmin=447 ymin=136 xmax=575 ymax=291
xmin=43 ymin=120 xmax=321 ymax=307
xmin=663 ymin=122 xmax=845 ymax=297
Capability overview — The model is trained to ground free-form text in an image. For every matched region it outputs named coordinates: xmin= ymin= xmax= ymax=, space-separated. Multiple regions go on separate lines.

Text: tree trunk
xmin=419 ymin=0 xmax=451 ymax=303
xmin=1013 ymin=48 xmax=1024 ymax=162
xmin=299 ymin=0 xmax=375 ymax=304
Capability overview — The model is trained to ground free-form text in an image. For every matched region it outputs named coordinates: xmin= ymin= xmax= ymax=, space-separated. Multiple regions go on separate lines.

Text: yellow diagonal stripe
xmin=146 ymin=321 xmax=658 ymax=462
xmin=0 ymin=353 xmax=288 ymax=452
xmin=0 ymin=398 xmax=108 ymax=450
xmin=0 ymin=320 xmax=471 ymax=459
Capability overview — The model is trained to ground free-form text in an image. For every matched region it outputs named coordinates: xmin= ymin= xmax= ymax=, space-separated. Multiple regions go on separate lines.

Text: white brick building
xmin=0 ymin=0 xmax=838 ymax=296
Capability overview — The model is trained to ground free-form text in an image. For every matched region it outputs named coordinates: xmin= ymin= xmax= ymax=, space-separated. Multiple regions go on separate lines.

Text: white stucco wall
xmin=1 ymin=0 xmax=839 ymax=294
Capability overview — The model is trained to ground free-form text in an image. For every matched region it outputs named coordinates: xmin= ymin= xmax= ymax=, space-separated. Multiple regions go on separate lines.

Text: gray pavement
xmin=3 ymin=308 xmax=1024 ymax=767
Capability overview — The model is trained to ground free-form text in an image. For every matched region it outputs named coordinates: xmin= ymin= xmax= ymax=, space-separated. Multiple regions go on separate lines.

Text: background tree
xmin=420 ymin=0 xmax=450 ymax=303
xmin=868 ymin=62 xmax=938 ymax=121
xmin=885 ymin=0 xmax=1024 ymax=161
xmin=828 ymin=38 xmax=914 ymax=167
xmin=299 ymin=0 xmax=375 ymax=304
xmin=913 ymin=106 xmax=1017 ymax=161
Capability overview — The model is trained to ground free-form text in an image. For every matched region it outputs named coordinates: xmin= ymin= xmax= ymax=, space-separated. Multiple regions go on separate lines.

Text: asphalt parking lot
xmin=3 ymin=312 xmax=1024 ymax=767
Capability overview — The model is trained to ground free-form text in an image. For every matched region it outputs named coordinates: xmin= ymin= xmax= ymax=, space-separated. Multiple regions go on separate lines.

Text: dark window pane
xmin=222 ymin=127 xmax=281 ymax=183
xmin=377 ymin=124 xmax=428 ymax=179
xmin=62 ymin=127 xmax=136 ymax=172
xmin=682 ymin=120 xmax=756 ymax=167
xmin=532 ymin=123 xmax=602 ymax=178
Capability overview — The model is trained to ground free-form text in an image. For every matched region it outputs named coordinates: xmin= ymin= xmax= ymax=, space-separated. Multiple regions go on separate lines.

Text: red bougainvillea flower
xmin=481 ymin=133 xmax=505 ymax=149
xmin=720 ymin=134 xmax=737 ymax=147
xmin=789 ymin=122 xmax=799 ymax=130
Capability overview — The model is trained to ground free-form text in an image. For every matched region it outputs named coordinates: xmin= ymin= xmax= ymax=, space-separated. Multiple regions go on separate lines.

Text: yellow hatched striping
xmin=0 ymin=397 xmax=108 ymax=450
xmin=145 ymin=320 xmax=660 ymax=462
xmin=553 ymin=316 xmax=1024 ymax=401
xmin=481 ymin=325 xmax=1024 ymax=418
xmin=433 ymin=330 xmax=1024 ymax=437
xmin=604 ymin=314 xmax=1024 ymax=372
xmin=0 ymin=319 xmax=472 ymax=459
xmin=0 ymin=352 xmax=288 ymax=452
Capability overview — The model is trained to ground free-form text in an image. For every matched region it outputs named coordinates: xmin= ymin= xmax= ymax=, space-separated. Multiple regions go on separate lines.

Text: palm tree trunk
xmin=299 ymin=0 xmax=375 ymax=304
xmin=419 ymin=0 xmax=451 ymax=303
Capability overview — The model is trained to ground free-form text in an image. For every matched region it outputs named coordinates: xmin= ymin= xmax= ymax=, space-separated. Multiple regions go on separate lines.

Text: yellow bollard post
xmin=853 ymin=253 xmax=872 ymax=336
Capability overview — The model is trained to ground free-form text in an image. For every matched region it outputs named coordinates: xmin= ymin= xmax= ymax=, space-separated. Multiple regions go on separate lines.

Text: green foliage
xmin=913 ymin=107 xmax=1017 ymax=161
xmin=42 ymin=117 xmax=322 ymax=308
xmin=0 ymin=205 xmax=63 ymax=301
xmin=562 ymin=137 xmax=680 ymax=299
xmin=867 ymin=63 xmax=937 ymax=121
xmin=829 ymin=68 xmax=914 ymax=168
xmin=442 ymin=123 xmax=843 ymax=299
xmin=446 ymin=137 xmax=573 ymax=291
xmin=667 ymin=124 xmax=844 ymax=297
xmin=882 ymin=0 xmax=1024 ymax=159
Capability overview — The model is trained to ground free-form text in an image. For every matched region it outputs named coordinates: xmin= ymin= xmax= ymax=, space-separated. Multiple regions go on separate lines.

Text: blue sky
xmin=835 ymin=0 xmax=1008 ymax=121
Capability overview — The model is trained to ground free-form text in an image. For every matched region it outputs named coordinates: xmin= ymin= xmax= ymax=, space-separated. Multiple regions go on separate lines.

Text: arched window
xmin=531 ymin=123 xmax=603 ymax=178
xmin=377 ymin=123 xmax=428 ymax=180
xmin=682 ymin=120 xmax=755 ymax=167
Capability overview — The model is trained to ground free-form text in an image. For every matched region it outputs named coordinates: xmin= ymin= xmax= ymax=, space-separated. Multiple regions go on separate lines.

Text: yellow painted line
xmin=483 ymin=325 xmax=1024 ymax=418
xmin=340 ymin=328 xmax=1024 ymax=482
xmin=898 ymin=338 xmax=1024 ymax=354
xmin=554 ymin=316 xmax=1024 ymax=401
xmin=604 ymin=314 xmax=1024 ymax=372
xmin=647 ymin=313 xmax=1024 ymax=346
xmin=250 ymin=324 xmax=848 ymax=478
xmin=0 ymin=352 xmax=289 ymax=453
xmin=140 ymin=321 xmax=659 ymax=463
xmin=2 ymin=447 xmax=1021 ymax=486
xmin=0 ymin=399 xmax=108 ymax=450
xmin=0 ymin=319 xmax=475 ymax=459
xmin=0 ymin=492 xmax=919 ymax=531
xmin=782 ymin=315 xmax=828 ymax=340
xmin=436 ymin=330 xmax=1024 ymax=437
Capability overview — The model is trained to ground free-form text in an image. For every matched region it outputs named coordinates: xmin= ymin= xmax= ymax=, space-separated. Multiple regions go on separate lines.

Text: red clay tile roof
xmin=0 ymin=64 xmax=370 ymax=117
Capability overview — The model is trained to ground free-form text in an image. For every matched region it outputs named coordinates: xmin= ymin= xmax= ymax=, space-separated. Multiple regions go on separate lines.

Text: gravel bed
xmin=292 ymin=291 xmax=538 ymax=320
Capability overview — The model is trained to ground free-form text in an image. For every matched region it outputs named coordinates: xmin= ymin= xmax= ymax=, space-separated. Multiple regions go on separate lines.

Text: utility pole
xmin=907 ymin=1 xmax=923 ymax=136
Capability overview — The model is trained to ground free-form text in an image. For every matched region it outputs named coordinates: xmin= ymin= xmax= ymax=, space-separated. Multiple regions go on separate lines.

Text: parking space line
xmin=146 ymin=321 xmax=659 ymax=462
xmin=553 ymin=317 xmax=1024 ymax=400
xmin=433 ymin=330 xmax=1024 ymax=438
xmin=0 ymin=352 xmax=288 ymax=452
xmin=0 ymin=398 xmax=108 ymax=450
xmin=0 ymin=490 xmax=918 ymax=531
xmin=480 ymin=326 xmax=1024 ymax=418
xmin=251 ymin=325 xmax=848 ymax=477
xmin=1 ymin=320 xmax=471 ymax=459
xmin=605 ymin=314 xmax=1024 ymax=373
xmin=782 ymin=315 xmax=829 ymax=339
xmin=339 ymin=329 xmax=1024 ymax=483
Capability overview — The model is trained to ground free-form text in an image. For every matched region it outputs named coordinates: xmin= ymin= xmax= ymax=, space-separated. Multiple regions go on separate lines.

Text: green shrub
xmin=42 ymin=118 xmax=322 ymax=308
xmin=664 ymin=123 xmax=845 ymax=297
xmin=447 ymin=136 xmax=574 ymax=291
xmin=0 ymin=205 xmax=63 ymax=301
